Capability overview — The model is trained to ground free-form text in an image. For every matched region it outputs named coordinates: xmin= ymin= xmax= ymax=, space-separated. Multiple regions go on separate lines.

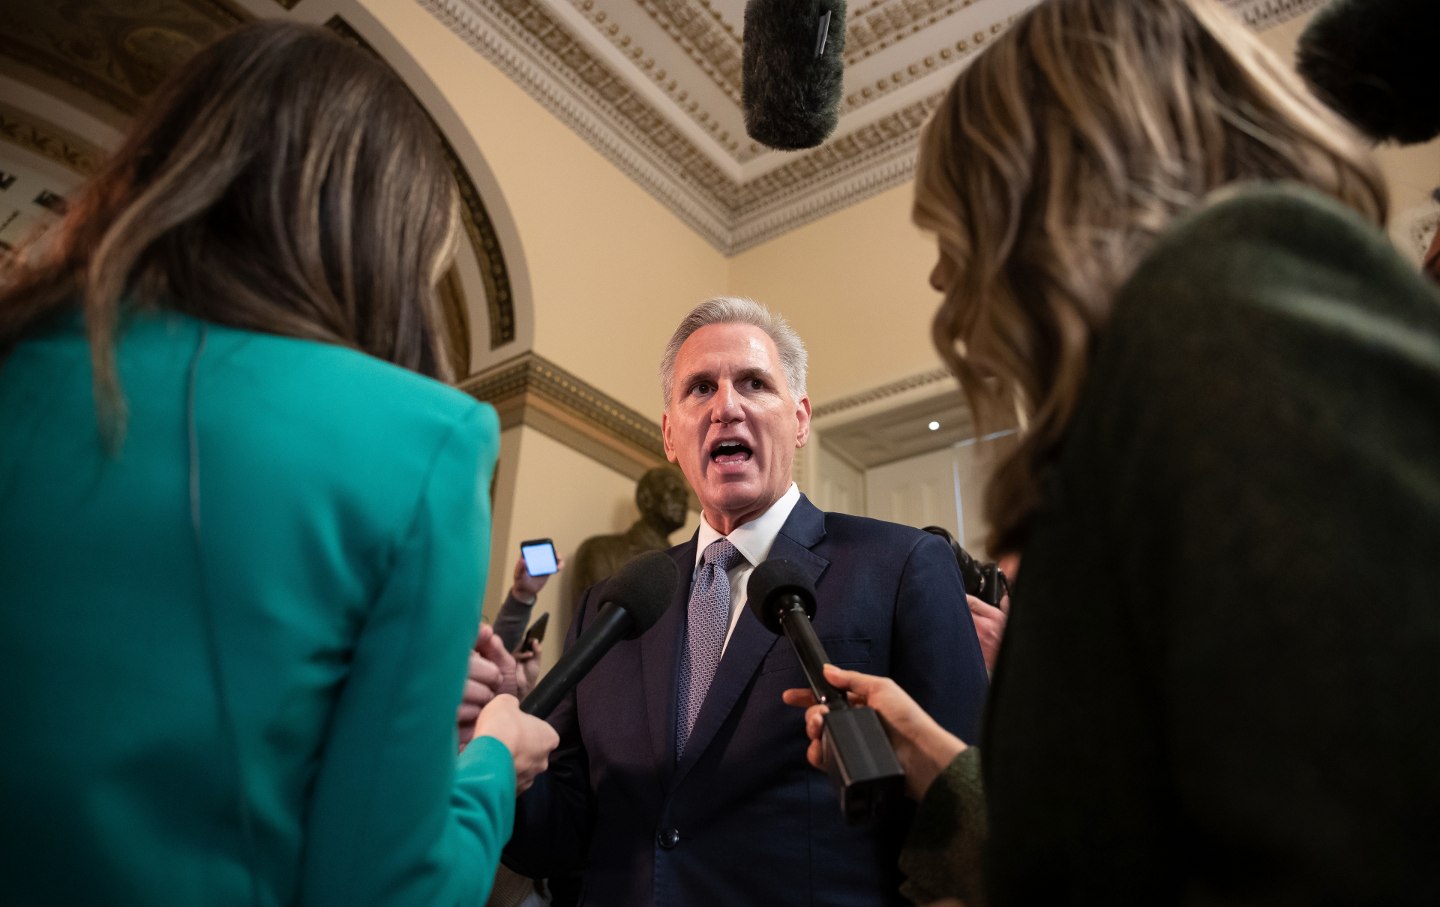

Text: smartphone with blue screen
xmin=520 ymin=538 xmax=559 ymax=577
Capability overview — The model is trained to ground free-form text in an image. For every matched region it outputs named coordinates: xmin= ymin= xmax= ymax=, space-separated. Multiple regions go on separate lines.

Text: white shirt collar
xmin=694 ymin=482 xmax=802 ymax=569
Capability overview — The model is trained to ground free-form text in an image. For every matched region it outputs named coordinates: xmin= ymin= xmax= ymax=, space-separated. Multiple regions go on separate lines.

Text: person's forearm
xmin=899 ymin=747 xmax=988 ymax=906
xmin=492 ymin=593 xmax=534 ymax=652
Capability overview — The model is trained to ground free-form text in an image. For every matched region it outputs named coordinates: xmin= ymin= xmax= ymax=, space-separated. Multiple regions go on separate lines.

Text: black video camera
xmin=922 ymin=525 xmax=1009 ymax=606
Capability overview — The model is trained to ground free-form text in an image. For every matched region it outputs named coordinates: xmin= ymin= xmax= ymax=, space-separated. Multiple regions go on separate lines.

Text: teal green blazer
xmin=0 ymin=310 xmax=512 ymax=904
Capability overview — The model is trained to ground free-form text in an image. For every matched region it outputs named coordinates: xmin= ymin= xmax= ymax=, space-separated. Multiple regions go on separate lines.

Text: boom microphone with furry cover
xmin=1296 ymin=0 xmax=1440 ymax=145
xmin=742 ymin=0 xmax=847 ymax=150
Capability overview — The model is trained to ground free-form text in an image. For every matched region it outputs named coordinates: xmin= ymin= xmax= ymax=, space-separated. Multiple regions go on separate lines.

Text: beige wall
xmin=728 ymin=184 xmax=941 ymax=404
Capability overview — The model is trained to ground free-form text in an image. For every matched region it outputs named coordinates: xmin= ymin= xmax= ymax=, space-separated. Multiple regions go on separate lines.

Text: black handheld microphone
xmin=747 ymin=558 xmax=904 ymax=821
xmin=741 ymin=0 xmax=847 ymax=150
xmin=521 ymin=551 xmax=678 ymax=718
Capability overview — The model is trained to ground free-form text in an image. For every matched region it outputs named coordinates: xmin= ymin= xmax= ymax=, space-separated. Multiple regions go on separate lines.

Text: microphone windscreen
xmin=1297 ymin=0 xmax=1440 ymax=144
xmin=742 ymin=0 xmax=846 ymax=151
xmin=604 ymin=550 xmax=680 ymax=638
xmin=746 ymin=558 xmax=817 ymax=634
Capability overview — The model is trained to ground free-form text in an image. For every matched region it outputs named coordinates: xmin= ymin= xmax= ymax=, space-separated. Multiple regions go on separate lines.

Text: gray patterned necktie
xmin=676 ymin=538 xmax=745 ymax=757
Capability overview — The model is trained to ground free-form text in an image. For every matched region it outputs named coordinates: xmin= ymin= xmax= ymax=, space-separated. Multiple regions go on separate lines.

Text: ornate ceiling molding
xmin=1403 ymin=204 xmax=1440 ymax=261
xmin=0 ymin=1 xmax=242 ymax=118
xmin=811 ymin=366 xmax=952 ymax=419
xmin=423 ymin=0 xmax=1327 ymax=255
xmin=630 ymin=0 xmax=743 ymax=105
xmin=461 ymin=351 xmax=670 ymax=479
xmin=427 ymin=0 xmax=1036 ymax=253
xmin=839 ymin=13 xmax=1012 ymax=115
xmin=425 ymin=0 xmax=737 ymax=249
xmin=0 ymin=101 xmax=107 ymax=176
xmin=1226 ymin=0 xmax=1330 ymax=30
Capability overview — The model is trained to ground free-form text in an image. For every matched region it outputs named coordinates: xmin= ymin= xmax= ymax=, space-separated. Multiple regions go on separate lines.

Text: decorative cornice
xmin=621 ymin=0 xmax=992 ymax=116
xmin=0 ymin=0 xmax=243 ymax=117
xmin=840 ymin=14 xmax=1015 ymax=114
xmin=1224 ymin=0 xmax=1329 ymax=30
xmin=426 ymin=0 xmax=1032 ymax=253
xmin=630 ymin=0 xmax=743 ymax=105
xmin=732 ymin=93 xmax=941 ymax=217
xmin=460 ymin=351 xmax=668 ymax=479
xmin=1405 ymin=206 xmax=1440 ymax=260
xmin=731 ymin=144 xmax=919 ymax=251
xmin=845 ymin=0 xmax=980 ymax=63
xmin=426 ymin=0 xmax=737 ymax=250
xmin=423 ymin=0 xmax=1325 ymax=255
xmin=0 ymin=101 xmax=107 ymax=176
xmin=569 ymin=0 xmax=745 ymax=153
xmin=812 ymin=367 xmax=952 ymax=419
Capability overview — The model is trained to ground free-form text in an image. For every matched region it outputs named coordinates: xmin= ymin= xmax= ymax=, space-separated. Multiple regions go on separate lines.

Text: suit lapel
xmin=642 ymin=540 xmax=695 ymax=789
xmin=672 ymin=496 xmax=830 ymax=787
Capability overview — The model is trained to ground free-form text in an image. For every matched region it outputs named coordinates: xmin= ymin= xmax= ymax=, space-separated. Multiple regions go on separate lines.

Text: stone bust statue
xmin=567 ymin=465 xmax=690 ymax=613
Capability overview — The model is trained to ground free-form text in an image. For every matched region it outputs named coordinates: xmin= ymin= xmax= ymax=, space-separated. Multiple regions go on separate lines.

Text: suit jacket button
xmin=657 ymin=828 xmax=680 ymax=849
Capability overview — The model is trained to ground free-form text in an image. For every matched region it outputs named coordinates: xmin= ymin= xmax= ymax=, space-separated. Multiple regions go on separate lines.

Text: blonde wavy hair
xmin=914 ymin=0 xmax=1386 ymax=554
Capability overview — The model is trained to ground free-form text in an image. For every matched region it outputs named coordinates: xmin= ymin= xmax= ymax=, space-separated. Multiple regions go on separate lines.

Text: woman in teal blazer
xmin=0 ymin=22 xmax=555 ymax=905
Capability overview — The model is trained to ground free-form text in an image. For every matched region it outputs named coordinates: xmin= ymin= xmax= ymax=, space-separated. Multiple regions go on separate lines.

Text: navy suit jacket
xmin=504 ymin=495 xmax=988 ymax=906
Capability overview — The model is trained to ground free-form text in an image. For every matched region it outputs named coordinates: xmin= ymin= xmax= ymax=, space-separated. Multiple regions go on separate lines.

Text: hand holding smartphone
xmin=520 ymin=538 xmax=559 ymax=577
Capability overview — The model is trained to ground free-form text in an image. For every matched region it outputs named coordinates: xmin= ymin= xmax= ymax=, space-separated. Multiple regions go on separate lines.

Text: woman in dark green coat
xmin=789 ymin=0 xmax=1440 ymax=903
xmin=0 ymin=21 xmax=556 ymax=905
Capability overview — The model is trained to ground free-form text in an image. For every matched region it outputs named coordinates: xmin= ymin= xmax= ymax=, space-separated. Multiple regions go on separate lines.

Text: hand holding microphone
xmin=473 ymin=695 xmax=559 ymax=794
xmin=784 ymin=664 xmax=968 ymax=803
xmin=748 ymin=559 xmax=905 ymax=820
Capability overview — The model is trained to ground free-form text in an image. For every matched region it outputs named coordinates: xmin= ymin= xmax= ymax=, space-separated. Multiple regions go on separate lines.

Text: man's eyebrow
xmin=677 ymin=366 xmax=715 ymax=385
xmin=734 ymin=366 xmax=775 ymax=384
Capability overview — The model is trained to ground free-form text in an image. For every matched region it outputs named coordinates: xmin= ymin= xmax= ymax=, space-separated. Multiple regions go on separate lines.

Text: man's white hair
xmin=659 ymin=296 xmax=808 ymax=406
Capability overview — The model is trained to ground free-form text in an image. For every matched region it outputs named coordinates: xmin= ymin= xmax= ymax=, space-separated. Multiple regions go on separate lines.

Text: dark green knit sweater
xmin=902 ymin=184 xmax=1440 ymax=905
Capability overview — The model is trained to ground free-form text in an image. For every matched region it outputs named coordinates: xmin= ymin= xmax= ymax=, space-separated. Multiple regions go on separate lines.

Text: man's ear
xmin=795 ymin=396 xmax=812 ymax=448
xmin=662 ymin=411 xmax=679 ymax=463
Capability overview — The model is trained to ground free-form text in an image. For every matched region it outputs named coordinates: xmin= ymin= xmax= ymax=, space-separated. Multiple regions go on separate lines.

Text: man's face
xmin=662 ymin=322 xmax=811 ymax=535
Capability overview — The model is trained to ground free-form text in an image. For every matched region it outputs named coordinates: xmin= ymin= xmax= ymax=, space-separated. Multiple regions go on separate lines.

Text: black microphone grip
xmin=774 ymin=594 xmax=849 ymax=709
xmin=520 ymin=601 xmax=630 ymax=718
xmin=775 ymin=595 xmax=904 ymax=822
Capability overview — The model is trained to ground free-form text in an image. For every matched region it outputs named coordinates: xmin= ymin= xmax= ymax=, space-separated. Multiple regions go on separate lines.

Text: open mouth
xmin=710 ymin=441 xmax=753 ymax=465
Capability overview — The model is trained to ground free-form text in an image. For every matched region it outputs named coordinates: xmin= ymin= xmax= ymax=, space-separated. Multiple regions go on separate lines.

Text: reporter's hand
xmin=473 ymin=694 xmax=560 ymax=794
xmin=514 ymin=639 xmax=543 ymax=699
xmin=782 ymin=664 xmax=967 ymax=801
xmin=967 ymin=590 xmax=1008 ymax=674
xmin=456 ymin=624 xmax=520 ymax=747
xmin=512 ymin=554 xmax=564 ymax=601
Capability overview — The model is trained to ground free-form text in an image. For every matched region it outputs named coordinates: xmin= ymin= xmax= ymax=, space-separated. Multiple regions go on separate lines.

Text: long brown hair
xmin=914 ymin=0 xmax=1386 ymax=553
xmin=0 ymin=21 xmax=459 ymax=445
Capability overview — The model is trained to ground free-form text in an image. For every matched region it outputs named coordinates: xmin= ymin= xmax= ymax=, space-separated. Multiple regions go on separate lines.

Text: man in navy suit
xmin=502 ymin=297 xmax=988 ymax=905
